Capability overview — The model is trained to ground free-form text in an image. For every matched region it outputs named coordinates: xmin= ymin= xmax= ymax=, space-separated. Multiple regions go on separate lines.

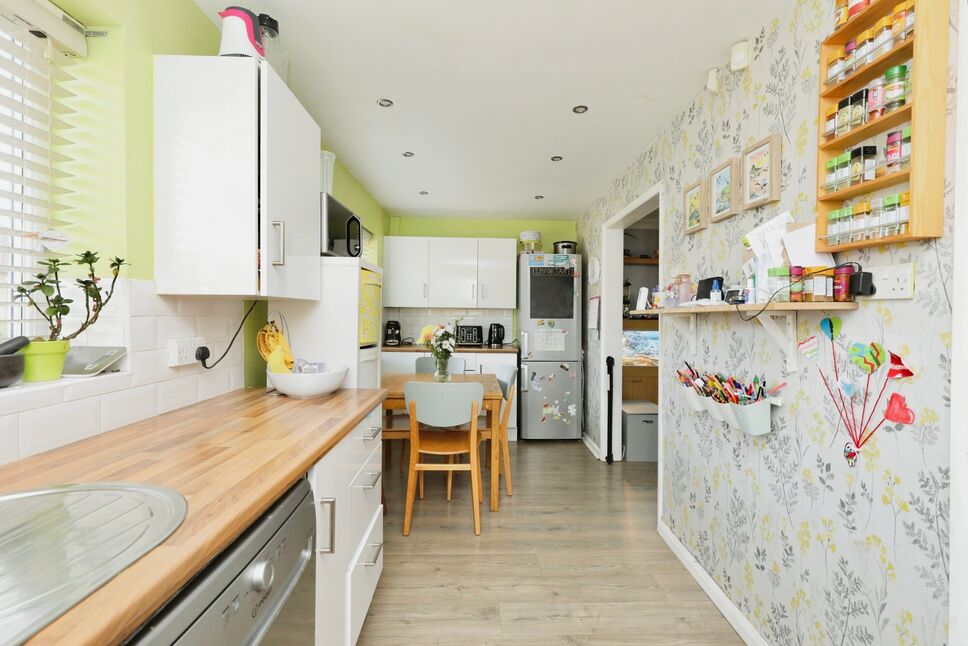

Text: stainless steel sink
xmin=0 ymin=483 xmax=188 ymax=644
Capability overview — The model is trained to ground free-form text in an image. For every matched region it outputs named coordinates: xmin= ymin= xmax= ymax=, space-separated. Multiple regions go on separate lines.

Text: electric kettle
xmin=487 ymin=323 xmax=505 ymax=349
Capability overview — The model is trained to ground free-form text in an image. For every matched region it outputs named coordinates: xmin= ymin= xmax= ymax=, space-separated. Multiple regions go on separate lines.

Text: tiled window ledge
xmin=0 ymin=372 xmax=133 ymax=417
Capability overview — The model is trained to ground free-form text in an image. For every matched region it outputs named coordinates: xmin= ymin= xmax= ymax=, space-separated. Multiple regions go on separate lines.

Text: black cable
xmin=198 ymin=300 xmax=259 ymax=369
xmin=735 ymin=262 xmax=862 ymax=321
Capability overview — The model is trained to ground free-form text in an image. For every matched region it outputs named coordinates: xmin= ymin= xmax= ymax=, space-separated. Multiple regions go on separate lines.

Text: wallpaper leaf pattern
xmin=576 ymin=1 xmax=956 ymax=643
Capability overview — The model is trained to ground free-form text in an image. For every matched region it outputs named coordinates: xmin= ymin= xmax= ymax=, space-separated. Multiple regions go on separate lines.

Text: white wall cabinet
xmin=310 ymin=404 xmax=383 ymax=645
xmin=476 ymin=238 xmax=517 ymax=309
xmin=383 ymin=236 xmax=517 ymax=309
xmin=383 ymin=237 xmax=430 ymax=307
xmin=154 ymin=56 xmax=321 ymax=300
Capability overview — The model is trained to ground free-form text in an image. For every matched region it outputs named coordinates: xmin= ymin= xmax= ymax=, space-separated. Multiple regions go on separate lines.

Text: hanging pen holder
xmin=680 ymin=386 xmax=705 ymax=412
xmin=728 ymin=398 xmax=782 ymax=436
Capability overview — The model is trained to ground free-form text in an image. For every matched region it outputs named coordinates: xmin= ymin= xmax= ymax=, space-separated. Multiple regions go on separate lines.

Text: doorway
xmin=598 ymin=183 xmax=662 ymax=470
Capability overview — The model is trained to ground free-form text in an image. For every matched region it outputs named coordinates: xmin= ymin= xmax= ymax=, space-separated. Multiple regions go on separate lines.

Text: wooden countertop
xmin=382 ymin=345 xmax=519 ymax=355
xmin=0 ymin=387 xmax=387 ymax=645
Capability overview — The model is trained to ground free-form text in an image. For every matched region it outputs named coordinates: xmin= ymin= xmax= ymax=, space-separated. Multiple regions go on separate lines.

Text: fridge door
xmin=518 ymin=254 xmax=582 ymax=361
xmin=520 ymin=361 xmax=582 ymax=440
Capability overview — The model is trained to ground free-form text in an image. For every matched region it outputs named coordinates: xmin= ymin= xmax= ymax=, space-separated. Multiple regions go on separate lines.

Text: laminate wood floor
xmin=359 ymin=441 xmax=742 ymax=646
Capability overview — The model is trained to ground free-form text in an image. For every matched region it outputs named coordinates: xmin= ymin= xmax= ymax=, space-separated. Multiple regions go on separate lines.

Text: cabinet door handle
xmin=471 ymin=283 xmax=476 ymax=301
xmin=521 ymin=364 xmax=529 ymax=392
xmin=271 ymin=220 xmax=285 ymax=266
xmin=480 ymin=283 xmax=486 ymax=301
xmin=521 ymin=332 xmax=529 ymax=358
xmin=423 ymin=283 xmax=428 ymax=299
xmin=354 ymin=471 xmax=382 ymax=489
xmin=316 ymin=498 xmax=336 ymax=554
xmin=362 ymin=542 xmax=384 ymax=567
xmin=361 ymin=426 xmax=381 ymax=441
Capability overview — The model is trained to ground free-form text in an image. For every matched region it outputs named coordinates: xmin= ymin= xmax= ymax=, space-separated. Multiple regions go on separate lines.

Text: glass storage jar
xmin=834 ymin=266 xmax=855 ymax=302
xmin=789 ymin=266 xmax=804 ymax=302
xmin=827 ymin=47 xmax=846 ymax=84
xmin=884 ymin=65 xmax=907 ymax=112
xmin=869 ymin=197 xmax=883 ymax=240
xmin=886 ymin=129 xmax=903 ymax=172
xmin=836 ymin=98 xmax=852 ymax=136
xmin=834 ymin=0 xmax=849 ymax=28
xmin=852 ymin=202 xmax=871 ymax=242
xmin=768 ymin=267 xmax=790 ymax=302
xmin=850 ymin=89 xmax=867 ymax=129
xmin=848 ymin=0 xmax=869 ymax=19
xmin=897 ymin=191 xmax=910 ymax=235
xmin=867 ymin=77 xmax=886 ymax=120
xmin=825 ymin=106 xmax=838 ymax=140
xmin=825 ymin=158 xmax=838 ymax=191
xmin=874 ymin=17 xmax=894 ymax=57
xmin=900 ymin=126 xmax=912 ymax=169
xmin=844 ymin=39 xmax=857 ymax=76
xmin=881 ymin=194 xmax=900 ymax=237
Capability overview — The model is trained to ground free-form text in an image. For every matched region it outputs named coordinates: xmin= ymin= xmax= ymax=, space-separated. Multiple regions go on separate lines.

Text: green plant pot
xmin=20 ymin=340 xmax=70 ymax=382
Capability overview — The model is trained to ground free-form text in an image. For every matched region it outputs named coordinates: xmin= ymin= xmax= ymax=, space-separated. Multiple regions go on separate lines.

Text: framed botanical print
xmin=742 ymin=134 xmax=781 ymax=209
xmin=709 ymin=158 xmax=741 ymax=222
xmin=683 ymin=180 xmax=706 ymax=234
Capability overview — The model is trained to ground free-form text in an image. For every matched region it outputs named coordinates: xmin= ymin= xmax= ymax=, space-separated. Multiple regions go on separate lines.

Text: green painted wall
xmin=386 ymin=216 xmax=576 ymax=252
xmin=331 ymin=160 xmax=388 ymax=265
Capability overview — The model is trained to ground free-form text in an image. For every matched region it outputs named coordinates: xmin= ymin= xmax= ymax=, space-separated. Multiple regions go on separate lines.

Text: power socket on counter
xmin=168 ymin=337 xmax=205 ymax=367
xmin=866 ymin=263 xmax=915 ymax=300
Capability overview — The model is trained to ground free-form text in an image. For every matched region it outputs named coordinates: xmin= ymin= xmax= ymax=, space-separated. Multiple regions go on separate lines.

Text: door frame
xmin=598 ymin=182 xmax=663 ymax=473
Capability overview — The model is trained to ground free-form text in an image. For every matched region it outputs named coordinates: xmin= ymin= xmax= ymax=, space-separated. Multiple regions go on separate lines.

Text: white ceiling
xmin=193 ymin=1 xmax=775 ymax=220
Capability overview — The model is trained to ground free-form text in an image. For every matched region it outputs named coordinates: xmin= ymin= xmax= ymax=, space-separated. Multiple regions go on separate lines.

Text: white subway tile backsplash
xmin=0 ymin=384 xmax=65 ymax=417
xmin=156 ymin=315 xmax=197 ymax=345
xmin=130 ymin=349 xmax=177 ymax=385
xmin=129 ymin=279 xmax=178 ymax=317
xmin=0 ymin=414 xmax=18 ymax=465
xmin=176 ymin=297 xmax=242 ymax=317
xmin=20 ymin=397 xmax=100 ymax=457
xmin=129 ymin=316 xmax=157 ymax=352
xmin=157 ymin=375 xmax=199 ymax=414
xmin=64 ymin=373 xmax=134 ymax=401
xmin=199 ymin=368 xmax=232 ymax=401
xmin=230 ymin=365 xmax=245 ymax=391
xmin=196 ymin=316 xmax=231 ymax=343
xmin=101 ymin=384 xmax=158 ymax=432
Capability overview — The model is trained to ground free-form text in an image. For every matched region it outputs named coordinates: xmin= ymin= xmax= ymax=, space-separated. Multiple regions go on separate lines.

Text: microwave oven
xmin=321 ymin=193 xmax=362 ymax=257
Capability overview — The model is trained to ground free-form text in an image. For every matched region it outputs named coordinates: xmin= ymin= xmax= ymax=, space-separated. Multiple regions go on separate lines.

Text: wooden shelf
xmin=823 ymin=0 xmax=897 ymax=47
xmin=817 ymin=231 xmax=932 ymax=253
xmin=623 ymin=318 xmax=659 ymax=331
xmin=818 ymin=169 xmax=911 ymax=202
xmin=821 ymin=37 xmax=915 ymax=99
xmin=624 ymin=257 xmax=658 ymax=265
xmin=820 ymin=104 xmax=911 ymax=151
xmin=656 ymin=302 xmax=858 ymax=316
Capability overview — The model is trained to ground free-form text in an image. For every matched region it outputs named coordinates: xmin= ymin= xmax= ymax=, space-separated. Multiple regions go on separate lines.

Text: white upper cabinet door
xmin=383 ymin=237 xmax=430 ymax=307
xmin=477 ymin=238 xmax=517 ymax=309
xmin=154 ymin=56 xmax=259 ymax=296
xmin=260 ymin=62 xmax=321 ymax=300
xmin=428 ymin=237 xmax=479 ymax=308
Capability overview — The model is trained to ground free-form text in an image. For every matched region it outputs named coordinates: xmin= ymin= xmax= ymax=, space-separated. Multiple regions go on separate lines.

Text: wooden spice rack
xmin=815 ymin=0 xmax=948 ymax=253
xmin=623 ymin=257 xmax=659 ymax=266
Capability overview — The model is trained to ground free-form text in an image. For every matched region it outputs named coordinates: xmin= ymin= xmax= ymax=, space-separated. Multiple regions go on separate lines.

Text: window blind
xmin=0 ymin=19 xmax=61 ymax=339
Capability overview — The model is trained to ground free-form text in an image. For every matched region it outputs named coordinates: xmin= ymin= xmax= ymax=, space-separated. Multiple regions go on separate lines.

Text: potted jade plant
xmin=418 ymin=319 xmax=459 ymax=382
xmin=15 ymin=252 xmax=127 ymax=381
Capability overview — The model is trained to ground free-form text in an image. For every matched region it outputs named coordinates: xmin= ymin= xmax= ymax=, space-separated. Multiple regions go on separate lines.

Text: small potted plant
xmin=15 ymin=252 xmax=127 ymax=381
xmin=418 ymin=319 xmax=459 ymax=382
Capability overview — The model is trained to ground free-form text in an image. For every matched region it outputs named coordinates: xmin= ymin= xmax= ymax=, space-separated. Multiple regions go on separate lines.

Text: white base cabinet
xmin=310 ymin=404 xmax=383 ymax=645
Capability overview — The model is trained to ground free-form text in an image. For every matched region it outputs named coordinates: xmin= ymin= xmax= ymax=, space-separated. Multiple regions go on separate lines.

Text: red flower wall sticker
xmin=817 ymin=317 xmax=915 ymax=467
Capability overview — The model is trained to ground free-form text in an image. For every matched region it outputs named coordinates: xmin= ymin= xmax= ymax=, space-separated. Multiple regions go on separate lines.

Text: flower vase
xmin=434 ymin=355 xmax=451 ymax=382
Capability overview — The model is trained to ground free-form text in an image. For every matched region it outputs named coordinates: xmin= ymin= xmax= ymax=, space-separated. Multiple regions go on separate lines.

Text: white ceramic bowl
xmin=266 ymin=364 xmax=348 ymax=399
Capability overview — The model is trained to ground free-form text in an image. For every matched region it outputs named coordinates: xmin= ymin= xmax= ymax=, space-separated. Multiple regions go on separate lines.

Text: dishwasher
xmin=129 ymin=480 xmax=316 ymax=645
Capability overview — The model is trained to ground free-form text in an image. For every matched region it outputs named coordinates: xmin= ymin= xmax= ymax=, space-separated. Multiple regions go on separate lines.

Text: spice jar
xmin=861 ymin=145 xmax=878 ymax=182
xmin=768 ymin=267 xmax=790 ymax=302
xmin=900 ymin=126 xmax=912 ymax=169
xmin=844 ymin=39 xmax=857 ymax=76
xmin=675 ymin=274 xmax=693 ymax=304
xmin=836 ymin=152 xmax=851 ymax=190
xmin=898 ymin=191 xmax=910 ymax=235
xmin=892 ymin=3 xmax=907 ymax=39
xmin=836 ymin=98 xmax=852 ymax=136
xmin=835 ymin=0 xmax=849 ymax=28
xmin=875 ymin=17 xmax=894 ymax=57
xmin=849 ymin=147 xmax=864 ymax=186
xmin=825 ymin=158 xmax=838 ymax=190
xmin=858 ymin=29 xmax=875 ymax=66
xmin=839 ymin=205 xmax=854 ymax=243
xmin=853 ymin=202 xmax=871 ymax=241
xmin=886 ymin=129 xmax=903 ymax=172
xmin=834 ymin=266 xmax=855 ymax=302
xmin=885 ymin=65 xmax=907 ymax=112
xmin=827 ymin=209 xmax=842 ymax=245
xmin=808 ymin=267 xmax=834 ymax=302
xmin=881 ymin=194 xmax=900 ymax=236
xmin=869 ymin=197 xmax=883 ymax=239
xmin=789 ymin=266 xmax=804 ymax=302
xmin=867 ymin=77 xmax=886 ymax=120
xmin=904 ymin=0 xmax=915 ymax=37
xmin=827 ymin=47 xmax=846 ymax=84
xmin=825 ymin=106 xmax=838 ymax=140
xmin=848 ymin=0 xmax=869 ymax=19
xmin=850 ymin=89 xmax=867 ymax=129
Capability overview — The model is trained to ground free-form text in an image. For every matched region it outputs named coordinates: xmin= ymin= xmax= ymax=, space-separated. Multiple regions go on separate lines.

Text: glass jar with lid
xmin=900 ymin=126 xmax=912 ymax=169
xmin=885 ymin=65 xmax=907 ymax=112
xmin=897 ymin=192 xmax=910 ymax=235
xmin=881 ymin=194 xmax=900 ymax=237
xmin=852 ymin=202 xmax=871 ymax=242
xmin=827 ymin=47 xmax=846 ymax=84
xmin=875 ymin=17 xmax=894 ymax=57
xmin=836 ymin=98 xmax=852 ymax=136
xmin=850 ymin=89 xmax=867 ymax=129
xmin=886 ymin=129 xmax=903 ymax=172
xmin=848 ymin=0 xmax=869 ymax=19
xmin=856 ymin=29 xmax=874 ymax=66
xmin=825 ymin=158 xmax=838 ymax=191
xmin=836 ymin=152 xmax=851 ymax=190
xmin=834 ymin=0 xmax=849 ymax=28
xmin=867 ymin=77 xmax=886 ymax=120
xmin=869 ymin=197 xmax=883 ymax=240
xmin=827 ymin=209 xmax=842 ymax=245
xmin=904 ymin=0 xmax=915 ymax=37
xmin=825 ymin=106 xmax=838 ymax=140
xmin=844 ymin=39 xmax=857 ymax=76
xmin=768 ymin=267 xmax=790 ymax=302
xmin=789 ymin=266 xmax=805 ymax=302
xmin=834 ymin=266 xmax=855 ymax=302
xmin=892 ymin=3 xmax=907 ymax=39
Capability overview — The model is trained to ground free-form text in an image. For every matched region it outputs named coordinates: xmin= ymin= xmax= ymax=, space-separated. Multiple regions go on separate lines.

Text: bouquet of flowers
xmin=419 ymin=319 xmax=460 ymax=380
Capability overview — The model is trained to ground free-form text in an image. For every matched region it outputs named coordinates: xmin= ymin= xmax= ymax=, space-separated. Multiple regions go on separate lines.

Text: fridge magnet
xmin=742 ymin=134 xmax=781 ymax=209
xmin=684 ymin=180 xmax=707 ymax=234
xmin=815 ymin=317 xmax=915 ymax=467
xmin=709 ymin=158 xmax=741 ymax=222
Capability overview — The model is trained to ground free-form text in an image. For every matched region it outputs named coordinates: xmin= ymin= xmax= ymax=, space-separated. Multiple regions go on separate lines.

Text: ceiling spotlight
xmin=534 ymin=195 xmax=544 ymax=200
xmin=550 ymin=155 xmax=563 ymax=162
xmin=402 ymin=151 xmax=414 ymax=157
xmin=377 ymin=98 xmax=394 ymax=108
xmin=572 ymin=105 xmax=588 ymax=114
xmin=419 ymin=190 xmax=429 ymax=195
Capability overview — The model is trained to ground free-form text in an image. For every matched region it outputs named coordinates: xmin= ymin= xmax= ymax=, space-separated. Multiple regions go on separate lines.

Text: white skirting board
xmin=657 ymin=521 xmax=767 ymax=646
xmin=581 ymin=433 xmax=601 ymax=461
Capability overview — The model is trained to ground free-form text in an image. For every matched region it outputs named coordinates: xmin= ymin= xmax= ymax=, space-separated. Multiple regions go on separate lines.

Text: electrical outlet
xmin=867 ymin=263 xmax=915 ymax=300
xmin=168 ymin=337 xmax=205 ymax=367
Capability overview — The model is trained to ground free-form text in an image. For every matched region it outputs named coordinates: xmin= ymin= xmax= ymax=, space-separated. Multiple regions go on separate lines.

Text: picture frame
xmin=683 ymin=180 xmax=707 ymax=234
xmin=709 ymin=158 xmax=741 ymax=222
xmin=742 ymin=134 xmax=781 ymax=209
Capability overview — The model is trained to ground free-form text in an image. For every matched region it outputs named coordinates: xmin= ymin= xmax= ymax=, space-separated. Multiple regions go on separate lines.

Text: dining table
xmin=381 ymin=373 xmax=506 ymax=511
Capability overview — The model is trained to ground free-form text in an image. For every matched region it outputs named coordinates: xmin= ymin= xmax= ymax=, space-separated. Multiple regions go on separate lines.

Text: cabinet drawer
xmin=347 ymin=506 xmax=384 ymax=645
xmin=346 ymin=444 xmax=383 ymax=550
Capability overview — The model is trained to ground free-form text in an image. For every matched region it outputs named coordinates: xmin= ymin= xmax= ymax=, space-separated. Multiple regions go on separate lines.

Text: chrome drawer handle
xmin=361 ymin=426 xmax=381 ymax=441
xmin=362 ymin=542 xmax=383 ymax=567
xmin=354 ymin=471 xmax=382 ymax=489
xmin=316 ymin=498 xmax=336 ymax=554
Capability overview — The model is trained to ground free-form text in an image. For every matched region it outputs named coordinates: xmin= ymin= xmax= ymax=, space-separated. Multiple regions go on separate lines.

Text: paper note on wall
xmin=534 ymin=330 xmax=567 ymax=352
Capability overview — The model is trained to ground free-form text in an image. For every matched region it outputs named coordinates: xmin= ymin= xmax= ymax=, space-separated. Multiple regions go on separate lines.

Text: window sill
xmin=0 ymin=371 xmax=133 ymax=416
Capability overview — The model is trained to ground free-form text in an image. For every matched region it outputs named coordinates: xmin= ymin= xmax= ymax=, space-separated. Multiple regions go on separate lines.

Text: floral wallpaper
xmin=576 ymin=0 xmax=956 ymax=643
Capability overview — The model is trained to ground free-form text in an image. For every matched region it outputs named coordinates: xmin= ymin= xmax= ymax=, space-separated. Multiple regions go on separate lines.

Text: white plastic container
xmin=717 ymin=401 xmax=741 ymax=429
xmin=681 ymin=387 xmax=705 ymax=412
xmin=728 ymin=398 xmax=782 ymax=436
xmin=700 ymin=395 xmax=725 ymax=421
xmin=519 ymin=230 xmax=542 ymax=254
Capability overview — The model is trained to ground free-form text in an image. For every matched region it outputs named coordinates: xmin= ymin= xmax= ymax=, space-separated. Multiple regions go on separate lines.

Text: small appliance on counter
xmin=553 ymin=240 xmax=577 ymax=254
xmin=456 ymin=325 xmax=484 ymax=346
xmin=487 ymin=323 xmax=505 ymax=348
xmin=217 ymin=6 xmax=265 ymax=58
xmin=384 ymin=320 xmax=402 ymax=346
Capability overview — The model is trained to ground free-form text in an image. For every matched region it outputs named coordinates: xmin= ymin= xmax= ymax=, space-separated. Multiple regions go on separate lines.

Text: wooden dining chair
xmin=403 ymin=381 xmax=485 ymax=536
xmin=495 ymin=365 xmax=517 ymax=496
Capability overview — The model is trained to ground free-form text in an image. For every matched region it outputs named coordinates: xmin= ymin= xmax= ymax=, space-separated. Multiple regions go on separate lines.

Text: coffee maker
xmin=384 ymin=320 xmax=402 ymax=346
xmin=487 ymin=323 xmax=505 ymax=349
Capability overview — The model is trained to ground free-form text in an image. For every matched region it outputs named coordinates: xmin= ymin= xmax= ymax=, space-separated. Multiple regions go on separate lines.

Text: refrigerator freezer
xmin=519 ymin=253 xmax=582 ymax=440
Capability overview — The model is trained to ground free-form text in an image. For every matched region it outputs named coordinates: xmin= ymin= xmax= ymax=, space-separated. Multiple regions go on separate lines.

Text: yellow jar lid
xmin=858 ymin=29 xmax=871 ymax=41
xmin=875 ymin=17 xmax=891 ymax=30
xmin=826 ymin=105 xmax=838 ymax=117
xmin=893 ymin=2 xmax=906 ymax=13
xmin=855 ymin=201 xmax=871 ymax=212
xmin=830 ymin=46 xmax=845 ymax=58
xmin=900 ymin=191 xmax=910 ymax=203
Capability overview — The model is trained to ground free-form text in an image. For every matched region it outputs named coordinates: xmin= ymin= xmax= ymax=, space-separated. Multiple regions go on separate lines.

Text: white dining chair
xmin=414 ymin=356 xmax=467 ymax=374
